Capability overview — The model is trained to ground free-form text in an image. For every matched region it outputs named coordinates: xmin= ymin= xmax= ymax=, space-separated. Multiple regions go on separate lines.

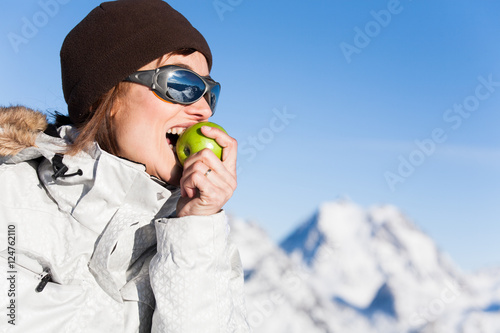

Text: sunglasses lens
xmin=161 ymin=70 xmax=205 ymax=104
xmin=209 ymin=84 xmax=221 ymax=112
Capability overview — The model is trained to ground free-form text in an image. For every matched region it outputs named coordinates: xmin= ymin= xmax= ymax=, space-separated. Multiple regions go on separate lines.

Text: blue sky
xmin=1 ymin=0 xmax=499 ymax=272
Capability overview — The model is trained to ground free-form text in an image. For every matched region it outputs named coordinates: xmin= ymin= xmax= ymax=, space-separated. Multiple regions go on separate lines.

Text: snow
xmin=229 ymin=199 xmax=500 ymax=332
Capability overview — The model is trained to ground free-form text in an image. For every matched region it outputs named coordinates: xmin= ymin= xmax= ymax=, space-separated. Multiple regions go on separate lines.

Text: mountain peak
xmin=228 ymin=199 xmax=500 ymax=332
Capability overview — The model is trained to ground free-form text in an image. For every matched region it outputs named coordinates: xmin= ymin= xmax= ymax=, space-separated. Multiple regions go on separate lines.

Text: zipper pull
xmin=35 ymin=268 xmax=52 ymax=293
xmin=51 ymin=154 xmax=83 ymax=180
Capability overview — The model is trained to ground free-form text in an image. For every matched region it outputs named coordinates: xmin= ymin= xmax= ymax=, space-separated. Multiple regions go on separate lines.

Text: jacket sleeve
xmin=149 ymin=211 xmax=250 ymax=332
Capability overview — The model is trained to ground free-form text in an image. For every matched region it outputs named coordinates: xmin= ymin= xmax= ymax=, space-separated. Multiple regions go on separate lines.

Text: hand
xmin=176 ymin=125 xmax=237 ymax=217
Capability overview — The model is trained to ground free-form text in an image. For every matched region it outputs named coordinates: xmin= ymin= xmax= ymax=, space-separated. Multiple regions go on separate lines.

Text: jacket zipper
xmin=1 ymin=252 xmax=54 ymax=292
xmin=36 ymin=268 xmax=52 ymax=293
xmin=6 ymin=259 xmax=53 ymax=292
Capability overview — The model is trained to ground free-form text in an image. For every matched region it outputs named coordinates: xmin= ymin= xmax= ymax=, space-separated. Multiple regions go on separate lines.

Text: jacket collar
xmin=34 ymin=125 xmax=180 ymax=235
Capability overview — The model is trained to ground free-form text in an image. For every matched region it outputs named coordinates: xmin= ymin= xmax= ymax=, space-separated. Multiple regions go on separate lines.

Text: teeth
xmin=167 ymin=127 xmax=186 ymax=135
xmin=169 ymin=144 xmax=174 ymax=150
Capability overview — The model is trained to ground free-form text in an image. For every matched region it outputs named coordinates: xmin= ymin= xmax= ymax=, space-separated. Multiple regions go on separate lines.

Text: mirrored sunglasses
xmin=124 ymin=65 xmax=221 ymax=115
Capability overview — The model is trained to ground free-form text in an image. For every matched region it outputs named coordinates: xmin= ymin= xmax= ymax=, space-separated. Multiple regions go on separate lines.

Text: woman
xmin=0 ymin=0 xmax=249 ymax=332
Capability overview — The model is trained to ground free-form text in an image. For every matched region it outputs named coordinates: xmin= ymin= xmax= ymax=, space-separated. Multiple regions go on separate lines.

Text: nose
xmin=184 ymin=96 xmax=213 ymax=120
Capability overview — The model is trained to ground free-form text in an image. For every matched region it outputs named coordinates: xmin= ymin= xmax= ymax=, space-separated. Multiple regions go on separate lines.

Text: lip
xmin=170 ymin=122 xmax=198 ymax=129
xmin=166 ymin=122 xmax=196 ymax=139
xmin=173 ymin=148 xmax=182 ymax=167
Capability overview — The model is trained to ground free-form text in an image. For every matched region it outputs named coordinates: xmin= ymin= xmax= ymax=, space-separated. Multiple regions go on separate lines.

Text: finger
xmin=180 ymin=164 xmax=206 ymax=199
xmin=182 ymin=149 xmax=236 ymax=190
xmin=181 ymin=158 xmax=219 ymax=192
xmin=181 ymin=156 xmax=236 ymax=203
xmin=180 ymin=156 xmax=217 ymax=199
xmin=200 ymin=126 xmax=238 ymax=170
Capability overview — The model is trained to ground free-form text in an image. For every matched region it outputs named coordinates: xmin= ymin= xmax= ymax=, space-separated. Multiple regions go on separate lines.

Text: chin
xmin=164 ymin=164 xmax=183 ymax=187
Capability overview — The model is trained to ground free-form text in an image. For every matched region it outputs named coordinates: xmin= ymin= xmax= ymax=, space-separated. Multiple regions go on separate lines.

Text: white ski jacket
xmin=0 ymin=106 xmax=249 ymax=333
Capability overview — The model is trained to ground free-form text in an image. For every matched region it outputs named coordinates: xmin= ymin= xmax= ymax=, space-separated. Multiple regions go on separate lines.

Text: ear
xmin=109 ymin=100 xmax=121 ymax=118
xmin=109 ymin=83 xmax=130 ymax=118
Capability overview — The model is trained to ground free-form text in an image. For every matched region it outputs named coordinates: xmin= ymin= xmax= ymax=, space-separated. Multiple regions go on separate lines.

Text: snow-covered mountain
xmin=228 ymin=200 xmax=500 ymax=333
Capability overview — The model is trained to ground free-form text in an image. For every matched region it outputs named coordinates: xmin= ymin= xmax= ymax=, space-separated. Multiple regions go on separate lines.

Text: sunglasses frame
xmin=124 ymin=65 xmax=220 ymax=115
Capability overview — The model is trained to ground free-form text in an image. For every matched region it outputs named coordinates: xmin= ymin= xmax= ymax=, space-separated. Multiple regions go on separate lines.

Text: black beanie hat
xmin=60 ymin=0 xmax=212 ymax=124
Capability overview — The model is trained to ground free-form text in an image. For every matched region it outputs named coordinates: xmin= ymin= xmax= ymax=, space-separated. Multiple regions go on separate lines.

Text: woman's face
xmin=112 ymin=51 xmax=213 ymax=186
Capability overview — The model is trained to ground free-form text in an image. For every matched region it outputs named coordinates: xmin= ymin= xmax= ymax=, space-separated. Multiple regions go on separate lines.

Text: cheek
xmin=114 ymin=96 xmax=161 ymax=155
xmin=112 ymin=89 xmax=177 ymax=164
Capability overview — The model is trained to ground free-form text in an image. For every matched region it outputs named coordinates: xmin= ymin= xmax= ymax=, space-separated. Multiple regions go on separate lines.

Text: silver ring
xmin=204 ymin=168 xmax=212 ymax=177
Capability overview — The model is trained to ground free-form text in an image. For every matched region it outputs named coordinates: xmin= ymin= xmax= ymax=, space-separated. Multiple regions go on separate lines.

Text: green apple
xmin=176 ymin=122 xmax=227 ymax=166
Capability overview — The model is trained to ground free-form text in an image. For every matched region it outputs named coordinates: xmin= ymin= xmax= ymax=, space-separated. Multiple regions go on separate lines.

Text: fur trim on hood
xmin=0 ymin=106 xmax=48 ymax=156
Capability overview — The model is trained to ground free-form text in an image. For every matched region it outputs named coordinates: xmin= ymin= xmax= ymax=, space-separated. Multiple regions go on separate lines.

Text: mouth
xmin=166 ymin=127 xmax=187 ymax=151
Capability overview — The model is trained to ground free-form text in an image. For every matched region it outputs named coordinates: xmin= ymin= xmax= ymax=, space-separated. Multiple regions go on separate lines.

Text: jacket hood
xmin=0 ymin=105 xmax=181 ymax=234
xmin=0 ymin=105 xmax=49 ymax=156
xmin=1 ymin=105 xmax=181 ymax=301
